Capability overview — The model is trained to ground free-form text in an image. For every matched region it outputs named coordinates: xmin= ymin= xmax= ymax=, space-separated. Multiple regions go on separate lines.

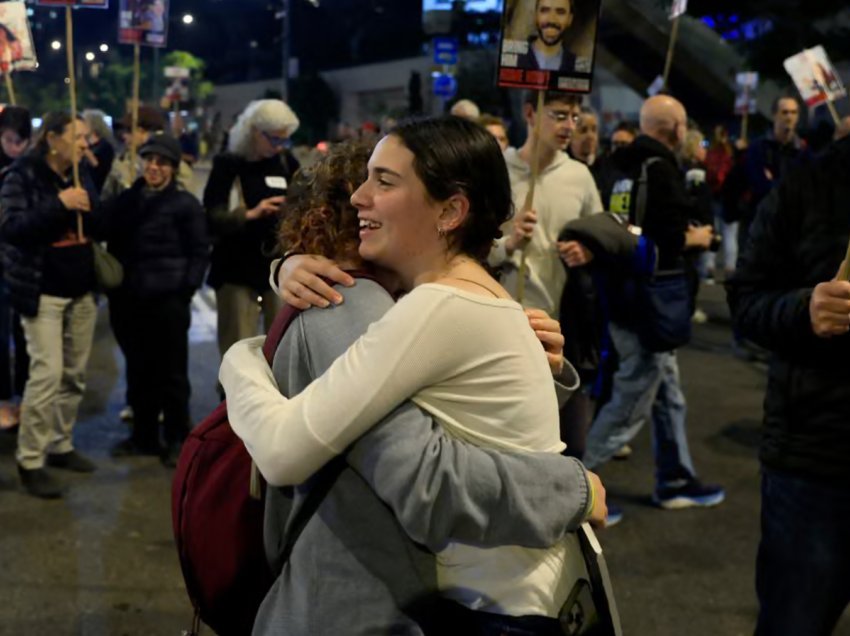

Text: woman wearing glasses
xmin=202 ymin=99 xmax=300 ymax=362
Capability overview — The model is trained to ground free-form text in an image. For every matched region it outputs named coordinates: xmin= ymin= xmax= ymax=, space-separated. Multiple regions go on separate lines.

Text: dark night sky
xmin=24 ymin=0 xmax=426 ymax=82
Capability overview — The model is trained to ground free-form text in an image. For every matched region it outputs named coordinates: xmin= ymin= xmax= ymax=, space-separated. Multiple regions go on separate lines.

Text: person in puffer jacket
xmin=100 ymin=132 xmax=209 ymax=467
xmin=0 ymin=112 xmax=99 ymax=499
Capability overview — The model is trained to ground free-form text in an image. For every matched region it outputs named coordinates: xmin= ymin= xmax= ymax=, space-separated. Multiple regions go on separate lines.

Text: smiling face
xmin=350 ymin=135 xmax=447 ymax=286
xmin=535 ymin=0 xmax=573 ymax=47
xmin=141 ymin=153 xmax=175 ymax=190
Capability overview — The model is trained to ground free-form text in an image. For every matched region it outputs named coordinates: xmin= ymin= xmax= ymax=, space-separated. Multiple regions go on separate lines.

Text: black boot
xmin=18 ymin=466 xmax=64 ymax=499
xmin=46 ymin=450 xmax=97 ymax=473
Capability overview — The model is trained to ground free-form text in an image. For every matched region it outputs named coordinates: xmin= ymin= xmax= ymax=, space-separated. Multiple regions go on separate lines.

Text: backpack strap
xmin=634 ymin=156 xmax=663 ymax=229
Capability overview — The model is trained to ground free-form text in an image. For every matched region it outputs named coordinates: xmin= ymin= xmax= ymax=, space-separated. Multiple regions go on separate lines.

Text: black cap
xmin=138 ymin=132 xmax=182 ymax=166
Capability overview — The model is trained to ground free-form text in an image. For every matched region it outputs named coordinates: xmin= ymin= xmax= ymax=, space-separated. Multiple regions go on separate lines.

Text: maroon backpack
xmin=171 ymin=302 xmax=300 ymax=636
xmin=171 ymin=272 xmax=377 ymax=635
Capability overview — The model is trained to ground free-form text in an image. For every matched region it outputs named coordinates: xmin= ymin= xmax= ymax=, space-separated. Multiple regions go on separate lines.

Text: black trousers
xmin=120 ymin=293 xmax=192 ymax=446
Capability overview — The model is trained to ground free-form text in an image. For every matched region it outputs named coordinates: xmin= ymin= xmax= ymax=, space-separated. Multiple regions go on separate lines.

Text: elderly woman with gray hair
xmin=202 ymin=99 xmax=300 ymax=361
xmin=81 ymin=109 xmax=116 ymax=193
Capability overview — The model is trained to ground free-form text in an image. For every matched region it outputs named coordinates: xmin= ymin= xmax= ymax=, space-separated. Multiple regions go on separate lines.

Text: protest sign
xmin=784 ymin=45 xmax=846 ymax=108
xmin=497 ymin=0 xmax=602 ymax=93
xmin=734 ymin=72 xmax=758 ymax=115
xmin=669 ymin=0 xmax=687 ymax=20
xmin=119 ymin=0 xmax=169 ymax=47
xmin=35 ymin=0 xmax=109 ymax=7
xmin=0 ymin=2 xmax=37 ymax=74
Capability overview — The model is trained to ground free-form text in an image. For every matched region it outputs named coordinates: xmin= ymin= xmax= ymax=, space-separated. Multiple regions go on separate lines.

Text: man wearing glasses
xmin=487 ymin=91 xmax=602 ymax=466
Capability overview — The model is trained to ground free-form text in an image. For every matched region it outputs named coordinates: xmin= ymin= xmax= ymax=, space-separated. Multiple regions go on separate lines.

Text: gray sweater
xmin=253 ymin=279 xmax=591 ymax=635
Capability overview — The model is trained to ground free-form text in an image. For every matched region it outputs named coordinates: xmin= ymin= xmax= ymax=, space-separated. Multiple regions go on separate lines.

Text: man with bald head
xmin=582 ymin=95 xmax=725 ymax=512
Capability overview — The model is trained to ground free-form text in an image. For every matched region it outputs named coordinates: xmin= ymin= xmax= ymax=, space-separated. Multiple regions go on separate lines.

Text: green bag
xmin=92 ymin=242 xmax=124 ymax=290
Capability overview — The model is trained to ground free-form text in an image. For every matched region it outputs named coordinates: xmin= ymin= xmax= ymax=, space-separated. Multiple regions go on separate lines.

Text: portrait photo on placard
xmin=497 ymin=0 xmax=601 ymax=93
xmin=119 ymin=0 xmax=169 ymax=47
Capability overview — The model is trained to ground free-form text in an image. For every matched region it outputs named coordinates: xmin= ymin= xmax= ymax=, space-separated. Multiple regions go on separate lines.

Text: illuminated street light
xmin=50 ymin=40 xmax=61 ymax=51
xmin=99 ymin=44 xmax=109 ymax=53
xmin=182 ymin=13 xmax=194 ymax=25
xmin=85 ymin=52 xmax=95 ymax=62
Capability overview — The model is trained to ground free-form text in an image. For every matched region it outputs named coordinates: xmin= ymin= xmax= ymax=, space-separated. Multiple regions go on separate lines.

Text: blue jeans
xmin=583 ymin=322 xmax=696 ymax=485
xmin=755 ymin=469 xmax=850 ymax=636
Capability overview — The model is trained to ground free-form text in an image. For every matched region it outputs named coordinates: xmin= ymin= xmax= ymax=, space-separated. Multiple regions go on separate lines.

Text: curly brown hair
xmin=277 ymin=140 xmax=373 ymax=262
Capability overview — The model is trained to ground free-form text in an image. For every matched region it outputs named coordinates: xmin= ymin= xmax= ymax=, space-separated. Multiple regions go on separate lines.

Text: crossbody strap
xmin=634 ymin=156 xmax=663 ymax=229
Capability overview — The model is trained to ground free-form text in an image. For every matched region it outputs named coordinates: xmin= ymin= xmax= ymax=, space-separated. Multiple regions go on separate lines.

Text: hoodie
xmin=610 ymin=135 xmax=691 ymax=271
xmin=489 ymin=148 xmax=601 ymax=317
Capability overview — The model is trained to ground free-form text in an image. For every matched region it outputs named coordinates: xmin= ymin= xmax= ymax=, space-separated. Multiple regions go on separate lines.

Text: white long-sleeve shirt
xmin=220 ymin=283 xmax=579 ymax=617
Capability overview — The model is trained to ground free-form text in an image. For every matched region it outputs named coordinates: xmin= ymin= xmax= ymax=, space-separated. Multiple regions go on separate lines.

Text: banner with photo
xmin=35 ymin=0 xmax=109 ymax=8
xmin=497 ymin=0 xmax=602 ymax=93
xmin=734 ymin=72 xmax=758 ymax=115
xmin=119 ymin=0 xmax=169 ymax=47
xmin=784 ymin=46 xmax=846 ymax=108
xmin=0 ymin=2 xmax=37 ymax=73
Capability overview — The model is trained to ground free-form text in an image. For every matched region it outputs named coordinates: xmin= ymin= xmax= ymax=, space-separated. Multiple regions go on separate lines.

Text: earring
xmin=437 ymin=226 xmax=446 ymax=238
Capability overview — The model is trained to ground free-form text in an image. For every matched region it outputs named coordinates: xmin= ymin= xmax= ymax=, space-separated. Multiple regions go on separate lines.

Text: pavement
xmin=0 ymin=279 xmax=848 ymax=635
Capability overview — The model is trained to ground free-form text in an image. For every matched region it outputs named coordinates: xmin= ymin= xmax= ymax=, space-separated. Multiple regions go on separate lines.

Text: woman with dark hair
xmin=221 ymin=117 xmax=607 ymax=634
xmin=0 ymin=105 xmax=33 ymax=430
xmin=0 ymin=112 xmax=99 ymax=499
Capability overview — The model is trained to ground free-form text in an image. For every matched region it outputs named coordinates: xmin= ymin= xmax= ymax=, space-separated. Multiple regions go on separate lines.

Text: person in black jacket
xmin=102 ymin=133 xmax=209 ymax=466
xmin=0 ymin=105 xmax=32 ymax=430
xmin=0 ymin=112 xmax=99 ymax=499
xmin=203 ymin=99 xmax=299 ymax=361
xmin=579 ymin=95 xmax=725 ymax=512
xmin=727 ymin=135 xmax=850 ymax=636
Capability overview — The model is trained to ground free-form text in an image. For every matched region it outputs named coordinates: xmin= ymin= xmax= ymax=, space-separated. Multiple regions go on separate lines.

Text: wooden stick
xmin=129 ymin=43 xmax=141 ymax=182
xmin=661 ymin=16 xmax=680 ymax=92
xmin=516 ymin=90 xmax=545 ymax=305
xmin=838 ymin=241 xmax=850 ymax=281
xmin=4 ymin=72 xmax=15 ymax=106
xmin=825 ymin=99 xmax=841 ymax=127
xmin=65 ymin=6 xmax=82 ymax=240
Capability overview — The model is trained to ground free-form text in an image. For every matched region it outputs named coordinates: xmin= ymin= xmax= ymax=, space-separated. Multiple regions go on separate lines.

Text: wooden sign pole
xmin=129 ymin=43 xmax=141 ymax=182
xmin=661 ymin=16 xmax=681 ymax=92
xmin=4 ymin=72 xmax=16 ymax=106
xmin=517 ymin=90 xmax=545 ymax=304
xmin=65 ymin=6 xmax=83 ymax=240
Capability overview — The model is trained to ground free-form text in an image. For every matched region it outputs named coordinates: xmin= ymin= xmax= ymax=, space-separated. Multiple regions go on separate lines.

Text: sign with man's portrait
xmin=497 ymin=0 xmax=602 ymax=93
xmin=784 ymin=46 xmax=846 ymax=108
xmin=733 ymin=72 xmax=758 ymax=115
xmin=119 ymin=0 xmax=169 ymax=47
xmin=0 ymin=2 xmax=37 ymax=74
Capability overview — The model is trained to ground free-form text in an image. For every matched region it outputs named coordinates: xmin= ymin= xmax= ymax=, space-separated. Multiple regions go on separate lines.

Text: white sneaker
xmin=612 ymin=444 xmax=632 ymax=460
xmin=119 ymin=405 xmax=134 ymax=422
xmin=692 ymin=308 xmax=708 ymax=324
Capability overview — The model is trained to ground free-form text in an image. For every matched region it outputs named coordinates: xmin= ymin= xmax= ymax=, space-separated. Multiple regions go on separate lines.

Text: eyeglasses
xmin=262 ymin=131 xmax=289 ymax=148
xmin=544 ymin=110 xmax=581 ymax=125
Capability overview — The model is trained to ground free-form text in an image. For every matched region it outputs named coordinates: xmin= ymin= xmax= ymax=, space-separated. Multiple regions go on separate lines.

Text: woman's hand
xmin=277 ymin=254 xmax=355 ymax=310
xmin=585 ymin=470 xmax=608 ymax=528
xmin=525 ymin=308 xmax=565 ymax=376
xmin=246 ymin=195 xmax=285 ymax=220
xmin=58 ymin=187 xmax=91 ymax=213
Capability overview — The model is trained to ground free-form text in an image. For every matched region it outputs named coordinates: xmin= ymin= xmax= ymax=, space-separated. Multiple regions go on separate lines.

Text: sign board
xmin=646 ymin=74 xmax=664 ymax=96
xmin=164 ymin=65 xmax=190 ymax=79
xmin=424 ymin=0 xmax=500 ymax=11
xmin=118 ymin=0 xmax=169 ymax=47
xmin=669 ymin=0 xmax=687 ymax=20
xmin=433 ymin=73 xmax=457 ymax=99
xmin=433 ymin=37 xmax=459 ymax=66
xmin=497 ymin=0 xmax=602 ymax=93
xmin=734 ymin=72 xmax=758 ymax=115
xmin=0 ymin=2 xmax=37 ymax=73
xmin=35 ymin=0 xmax=109 ymax=7
xmin=784 ymin=45 xmax=846 ymax=107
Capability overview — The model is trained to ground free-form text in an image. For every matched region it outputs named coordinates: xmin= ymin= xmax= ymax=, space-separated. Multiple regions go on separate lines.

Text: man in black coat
xmin=727 ymin=135 xmax=850 ymax=636
xmin=579 ymin=95 xmax=724 ymax=513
